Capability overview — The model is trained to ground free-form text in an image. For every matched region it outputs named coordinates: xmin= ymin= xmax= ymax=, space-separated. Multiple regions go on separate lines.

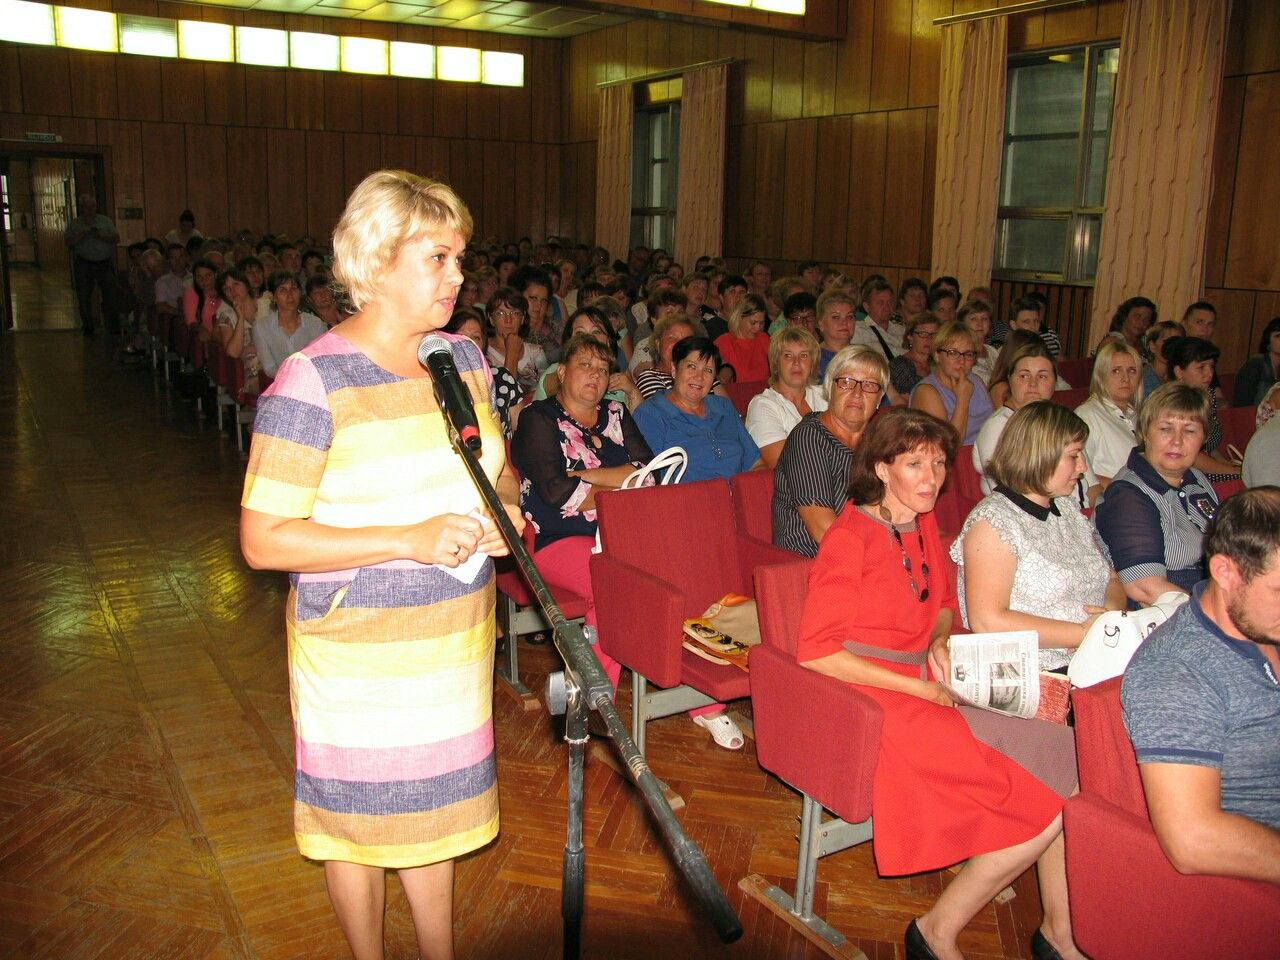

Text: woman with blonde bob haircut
xmin=1075 ymin=338 xmax=1143 ymax=487
xmin=240 ymin=170 xmax=524 ymax=960
xmin=745 ymin=326 xmax=826 ymax=468
xmin=714 ymin=291 xmax=771 ymax=382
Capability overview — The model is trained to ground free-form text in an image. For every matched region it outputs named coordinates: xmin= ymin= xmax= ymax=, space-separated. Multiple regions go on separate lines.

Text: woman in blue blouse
xmin=632 ymin=336 xmax=763 ymax=481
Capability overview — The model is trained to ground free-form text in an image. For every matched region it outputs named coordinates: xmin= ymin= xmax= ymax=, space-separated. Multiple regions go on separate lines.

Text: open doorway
xmin=1 ymin=149 xmax=108 ymax=332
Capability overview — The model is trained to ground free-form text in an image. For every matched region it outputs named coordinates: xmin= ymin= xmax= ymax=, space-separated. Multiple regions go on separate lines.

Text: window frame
xmin=994 ymin=40 xmax=1119 ymax=286
xmin=629 ymin=101 xmax=681 ymax=255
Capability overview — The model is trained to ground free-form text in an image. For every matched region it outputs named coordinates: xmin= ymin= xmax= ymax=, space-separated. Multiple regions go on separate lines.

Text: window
xmin=994 ymin=43 xmax=1119 ymax=284
xmin=1 ymin=174 xmax=10 ymax=232
xmin=630 ymin=102 xmax=681 ymax=254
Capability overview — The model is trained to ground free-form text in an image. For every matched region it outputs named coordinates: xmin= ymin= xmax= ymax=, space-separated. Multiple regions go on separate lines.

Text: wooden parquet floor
xmin=0 ymin=329 xmax=1044 ymax=960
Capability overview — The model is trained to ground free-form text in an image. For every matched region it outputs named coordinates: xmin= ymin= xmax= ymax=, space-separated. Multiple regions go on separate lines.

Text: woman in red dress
xmin=795 ymin=407 xmax=1083 ymax=960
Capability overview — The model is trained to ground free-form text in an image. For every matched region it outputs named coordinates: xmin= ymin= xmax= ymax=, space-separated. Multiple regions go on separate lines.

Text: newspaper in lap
xmin=944 ymin=630 xmax=1070 ymax=724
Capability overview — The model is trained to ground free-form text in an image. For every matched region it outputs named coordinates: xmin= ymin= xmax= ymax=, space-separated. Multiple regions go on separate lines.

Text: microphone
xmin=418 ymin=334 xmax=482 ymax=451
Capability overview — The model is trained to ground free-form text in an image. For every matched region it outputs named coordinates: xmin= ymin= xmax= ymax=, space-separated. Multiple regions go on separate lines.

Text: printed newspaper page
xmin=944 ymin=631 xmax=1040 ymax=719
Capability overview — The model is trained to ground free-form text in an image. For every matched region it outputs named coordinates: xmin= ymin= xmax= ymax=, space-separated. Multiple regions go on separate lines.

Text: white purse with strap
xmin=591 ymin=446 xmax=688 ymax=554
xmin=1067 ymin=591 xmax=1190 ymax=688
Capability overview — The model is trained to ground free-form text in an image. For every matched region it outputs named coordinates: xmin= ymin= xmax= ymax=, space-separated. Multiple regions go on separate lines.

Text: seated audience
xmin=213 ymin=268 xmax=262 ymax=394
xmin=445 ymin=309 xmax=523 ymax=438
xmin=1181 ymin=300 xmax=1218 ymax=341
xmin=777 ymin=291 xmax=818 ymax=338
xmin=794 ymin=407 xmax=1081 ymax=960
xmin=1074 ymin=339 xmax=1143 ymax=486
xmin=513 ymin=266 xmax=560 ymax=362
xmin=973 ymin=341 xmax=1097 ymax=502
xmin=987 ymin=330 xmax=1062 ymax=409
xmin=772 ymin=345 xmax=887 ymax=557
xmin=625 ymin=288 xmax=687 ymax=371
xmin=1097 ymin=296 xmax=1155 ymax=357
xmin=1234 ymin=316 xmax=1280 ymax=408
xmin=953 ymin=402 xmax=1125 ymax=671
xmin=927 ymin=286 xmax=958 ymax=326
xmin=1165 ymin=336 xmax=1241 ymax=482
xmin=958 ymin=299 xmax=1001 ymax=386
xmin=1007 ymin=296 xmax=1061 ymax=358
xmin=681 ymin=272 xmax=715 ymax=333
xmin=705 ymin=274 xmax=747 ymax=342
xmin=766 ymin=276 xmax=807 ymax=333
xmin=1094 ymin=382 xmax=1219 ymax=603
xmin=306 ymin=276 xmax=346 ymax=329
xmin=535 ymin=306 xmax=640 ymax=408
xmin=1140 ymin=319 xmax=1186 ymax=396
xmin=633 ymin=316 xmax=710 ymax=400
xmin=894 ymin=277 xmax=928 ymax=326
xmin=816 ymin=290 xmax=858 ymax=376
xmin=911 ymin=320 xmax=993 ymax=446
xmin=889 ymin=312 xmax=939 ymax=401
xmin=852 ymin=278 xmax=904 ymax=362
xmin=1243 ymin=414 xmax=1280 ymax=486
xmin=182 ymin=257 xmax=222 ymax=341
xmin=252 ymin=271 xmax=326 ymax=378
xmin=1121 ymin=487 xmax=1280 ymax=882
xmin=714 ymin=293 xmax=771 ymax=383
xmin=486 ymin=285 xmax=547 ymax=393
xmin=746 ymin=327 xmax=828 ymax=468
xmin=632 ymin=337 xmax=761 ymax=482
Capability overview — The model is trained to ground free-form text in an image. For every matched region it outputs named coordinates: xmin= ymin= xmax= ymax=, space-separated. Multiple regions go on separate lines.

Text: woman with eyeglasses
xmin=486 ymin=285 xmax=547 ymax=393
xmin=794 ymin=408 xmax=1082 ymax=960
xmin=909 ymin=320 xmax=993 ymax=445
xmin=772 ymin=345 xmax=887 ymax=557
xmin=713 ymin=292 xmax=771 ymax=383
xmin=888 ymin=312 xmax=939 ymax=400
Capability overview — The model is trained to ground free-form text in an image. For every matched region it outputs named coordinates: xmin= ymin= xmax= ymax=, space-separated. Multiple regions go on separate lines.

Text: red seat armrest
xmin=590 ymin=552 xmax=686 ymax=688
xmin=749 ymin=644 xmax=882 ymax=825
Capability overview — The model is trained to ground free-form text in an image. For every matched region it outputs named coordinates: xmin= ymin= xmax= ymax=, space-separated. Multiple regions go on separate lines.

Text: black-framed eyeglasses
xmin=833 ymin=376 xmax=883 ymax=394
xmin=937 ymin=348 xmax=978 ymax=361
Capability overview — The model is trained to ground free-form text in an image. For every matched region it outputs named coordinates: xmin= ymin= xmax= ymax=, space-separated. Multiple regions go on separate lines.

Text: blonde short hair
xmin=932 ymin=320 xmax=979 ymax=359
xmin=767 ymin=326 xmax=821 ymax=387
xmin=331 ymin=170 xmax=473 ymax=311
xmin=988 ymin=401 xmax=1089 ymax=497
xmin=823 ymin=344 xmax=890 ymax=399
xmin=728 ymin=293 xmax=768 ymax=338
xmin=1089 ymin=337 xmax=1145 ymax=407
xmin=1137 ymin=381 xmax=1210 ymax=438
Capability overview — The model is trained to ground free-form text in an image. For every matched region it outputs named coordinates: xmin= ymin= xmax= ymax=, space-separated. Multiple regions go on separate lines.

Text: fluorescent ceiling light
xmin=753 ymin=0 xmax=805 ymax=12
xmin=290 ymin=31 xmax=339 ymax=70
xmin=119 ymin=15 xmax=177 ymax=58
xmin=389 ymin=40 xmax=433 ymax=79
xmin=237 ymin=26 xmax=288 ymax=67
xmin=55 ymin=6 xmax=117 ymax=52
xmin=340 ymin=36 xmax=387 ymax=74
xmin=0 ymin=0 xmax=55 ymax=45
xmin=481 ymin=50 xmax=522 ymax=87
xmin=702 ymin=0 xmax=752 ymax=7
xmin=437 ymin=45 xmax=480 ymax=83
xmin=178 ymin=21 xmax=234 ymax=62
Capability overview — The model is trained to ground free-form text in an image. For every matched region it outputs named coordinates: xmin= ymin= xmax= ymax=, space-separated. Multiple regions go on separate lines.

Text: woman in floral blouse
xmin=512 ymin=333 xmax=653 ymax=692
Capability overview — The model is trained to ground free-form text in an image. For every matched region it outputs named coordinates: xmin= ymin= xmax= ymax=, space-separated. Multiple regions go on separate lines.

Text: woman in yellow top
xmin=240 ymin=170 xmax=523 ymax=960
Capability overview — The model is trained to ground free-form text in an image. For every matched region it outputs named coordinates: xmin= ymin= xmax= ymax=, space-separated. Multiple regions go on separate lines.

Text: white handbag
xmin=1067 ymin=591 xmax=1190 ymax=688
xmin=592 ymin=446 xmax=688 ymax=553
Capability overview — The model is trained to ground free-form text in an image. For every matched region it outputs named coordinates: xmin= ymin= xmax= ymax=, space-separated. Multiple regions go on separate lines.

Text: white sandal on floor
xmin=693 ymin=713 xmax=744 ymax=750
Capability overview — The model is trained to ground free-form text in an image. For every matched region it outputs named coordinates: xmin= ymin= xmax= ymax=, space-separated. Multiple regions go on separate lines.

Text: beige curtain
xmin=595 ymin=83 xmax=633 ymax=263
xmin=932 ymin=15 xmax=1007 ymax=296
xmin=1089 ymin=0 xmax=1228 ymax=346
xmin=674 ymin=64 xmax=728 ymax=265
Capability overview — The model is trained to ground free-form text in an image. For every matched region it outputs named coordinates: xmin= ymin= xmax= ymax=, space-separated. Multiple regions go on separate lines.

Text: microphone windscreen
xmin=417 ymin=334 xmax=452 ymax=367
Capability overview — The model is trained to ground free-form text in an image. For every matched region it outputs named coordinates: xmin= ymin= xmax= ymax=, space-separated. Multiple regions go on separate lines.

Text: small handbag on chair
xmin=591 ymin=446 xmax=688 ymax=554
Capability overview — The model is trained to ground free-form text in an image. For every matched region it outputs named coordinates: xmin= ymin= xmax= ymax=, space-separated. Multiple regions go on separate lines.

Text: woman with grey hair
xmin=240 ymin=170 xmax=524 ymax=960
xmin=772 ymin=344 xmax=889 ymax=557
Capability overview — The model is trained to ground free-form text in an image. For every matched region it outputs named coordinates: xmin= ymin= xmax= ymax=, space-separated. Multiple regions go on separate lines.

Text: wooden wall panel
xmin=160 ymin=61 xmax=205 ymax=124
xmin=286 ymin=71 xmax=326 ymax=131
xmin=771 ymin=38 xmax=804 ymax=122
xmin=115 ymin=57 xmax=161 ymax=122
xmin=1224 ymin=73 xmax=1280 ymax=292
xmin=869 ymin=0 xmax=912 ymax=112
xmin=68 ymin=52 xmax=118 ymax=120
xmin=380 ymin=135 xmax=416 ymax=172
xmin=881 ymin=109 xmax=927 ymax=268
xmin=1205 ymin=77 xmax=1245 ymax=290
xmin=140 ymin=122 xmax=187 ymax=241
xmin=243 ymin=69 xmax=287 ymax=129
xmin=342 ymin=132 xmax=381 ymax=205
xmin=265 ymin=128 xmax=307 ymax=239
xmin=742 ymin=33 xmax=775 ymax=126
xmin=1203 ymin=287 xmax=1259 ymax=375
xmin=226 ymin=128 xmax=268 ymax=234
xmin=811 ymin=117 xmax=851 ymax=262
xmin=323 ymin=74 xmax=363 ymax=134
xmin=846 ymin=112 xmax=887 ymax=265
xmin=781 ymin=119 xmax=816 ymax=261
xmin=0 ymin=45 xmax=21 ymax=114
xmin=752 ymin=122 xmax=786 ymax=260
xmin=307 ymin=131 xmax=345 ymax=241
xmin=17 ymin=47 xmax=71 ymax=118
xmin=802 ymin=41 xmax=836 ymax=119
xmin=203 ymin=64 xmax=246 ymax=128
xmin=184 ymin=125 xmax=228 ymax=239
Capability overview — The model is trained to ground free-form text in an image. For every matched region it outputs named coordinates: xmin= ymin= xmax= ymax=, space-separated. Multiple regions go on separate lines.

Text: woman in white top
xmin=967 ymin=340 xmax=1100 ymax=496
xmin=1074 ymin=338 xmax=1143 ymax=487
xmin=952 ymin=402 xmax=1126 ymax=672
xmin=486 ymin=285 xmax=547 ymax=393
xmin=958 ymin=299 xmax=1001 ymax=386
xmin=745 ymin=327 xmax=828 ymax=468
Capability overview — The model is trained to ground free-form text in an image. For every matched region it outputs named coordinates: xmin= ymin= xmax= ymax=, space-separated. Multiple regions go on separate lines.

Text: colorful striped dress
xmin=242 ymin=330 xmax=506 ymax=868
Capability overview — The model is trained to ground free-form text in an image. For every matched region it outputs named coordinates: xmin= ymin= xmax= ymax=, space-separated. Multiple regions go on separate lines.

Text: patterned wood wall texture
xmin=0 ymin=0 xmax=565 ymax=246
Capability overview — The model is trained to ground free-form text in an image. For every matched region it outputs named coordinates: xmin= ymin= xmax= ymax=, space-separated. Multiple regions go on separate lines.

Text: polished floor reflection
xmin=0 ymin=330 xmax=1043 ymax=959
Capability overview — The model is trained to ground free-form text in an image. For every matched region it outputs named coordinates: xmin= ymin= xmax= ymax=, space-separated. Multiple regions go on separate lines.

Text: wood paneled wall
xmin=560 ymin=0 xmax=1126 ymax=323
xmin=1202 ymin=0 xmax=1280 ymax=375
xmin=0 ymin=0 xmax=563 ymax=247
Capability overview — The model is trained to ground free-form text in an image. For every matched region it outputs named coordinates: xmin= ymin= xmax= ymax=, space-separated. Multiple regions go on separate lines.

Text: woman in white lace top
xmin=951 ymin=402 xmax=1127 ymax=671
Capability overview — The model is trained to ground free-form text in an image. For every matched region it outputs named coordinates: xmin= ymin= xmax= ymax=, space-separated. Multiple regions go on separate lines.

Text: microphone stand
xmin=445 ymin=428 xmax=743 ymax=959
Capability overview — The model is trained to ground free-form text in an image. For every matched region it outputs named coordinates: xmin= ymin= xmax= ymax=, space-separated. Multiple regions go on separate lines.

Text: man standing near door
xmin=64 ymin=193 xmax=119 ymax=336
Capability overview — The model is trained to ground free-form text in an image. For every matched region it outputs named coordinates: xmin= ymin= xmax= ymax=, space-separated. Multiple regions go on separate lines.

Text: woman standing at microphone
xmin=240 ymin=170 xmax=523 ymax=960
